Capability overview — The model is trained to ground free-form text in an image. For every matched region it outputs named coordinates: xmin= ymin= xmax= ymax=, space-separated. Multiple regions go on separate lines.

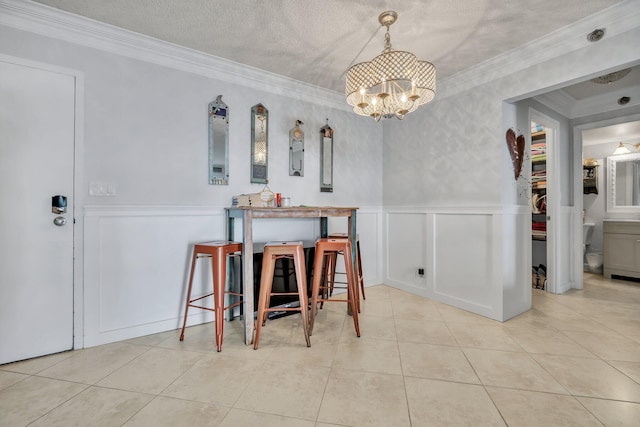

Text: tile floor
xmin=1 ymin=273 xmax=640 ymax=426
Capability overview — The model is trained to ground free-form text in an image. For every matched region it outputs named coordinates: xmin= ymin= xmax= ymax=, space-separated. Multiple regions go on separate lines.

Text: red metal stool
xmin=310 ymin=238 xmax=360 ymax=337
xmin=179 ymin=241 xmax=243 ymax=352
xmin=254 ymin=241 xmax=311 ymax=350
xmin=326 ymin=233 xmax=365 ymax=309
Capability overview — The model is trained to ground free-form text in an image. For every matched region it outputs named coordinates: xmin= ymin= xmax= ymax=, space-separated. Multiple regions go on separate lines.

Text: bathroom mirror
xmin=208 ymin=95 xmax=229 ymax=185
xmin=320 ymin=119 xmax=333 ymax=193
xmin=606 ymin=152 xmax=640 ymax=212
xmin=250 ymin=104 xmax=268 ymax=184
xmin=289 ymin=120 xmax=304 ymax=176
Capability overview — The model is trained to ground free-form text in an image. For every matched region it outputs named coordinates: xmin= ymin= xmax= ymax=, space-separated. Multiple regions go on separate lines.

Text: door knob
xmin=53 ymin=216 xmax=67 ymax=226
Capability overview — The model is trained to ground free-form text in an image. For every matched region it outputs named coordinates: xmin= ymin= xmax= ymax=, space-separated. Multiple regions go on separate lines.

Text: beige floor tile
xmin=161 ymin=353 xmax=264 ymax=407
xmin=158 ymin=320 xmax=249 ymax=353
xmin=405 ymin=377 xmax=505 ymax=426
xmin=436 ymin=304 xmax=497 ymax=325
xmin=0 ymin=376 xmax=87 ymax=426
xmin=399 ymin=341 xmax=480 ymax=384
xmin=577 ymin=396 xmax=640 ymax=427
xmin=308 ymin=308 xmax=346 ymax=339
xmin=561 ymin=330 xmax=640 ymax=362
xmin=543 ymin=310 xmax=616 ymax=334
xmin=36 ymin=342 xmax=149 ymax=384
xmin=502 ymin=309 xmax=553 ymax=329
xmin=124 ymin=395 xmax=229 ymax=426
xmin=97 ymin=347 xmax=204 ymax=394
xmin=268 ymin=333 xmax=339 ymax=368
xmin=317 ymin=368 xmax=410 ymax=427
xmin=30 ymin=386 xmax=153 ymax=427
xmin=234 ymin=360 xmax=330 ymax=420
xmin=219 ymin=408 xmax=315 ymax=426
xmin=463 ymin=348 xmax=567 ymax=393
xmin=354 ymin=313 xmax=397 ymax=341
xmin=487 ymin=387 xmax=602 ymax=427
xmin=0 ymin=370 xmax=28 ymax=391
xmin=333 ymin=335 xmax=402 ymax=375
xmin=0 ymin=350 xmax=74 ymax=375
xmin=395 ymin=318 xmax=458 ymax=346
xmin=391 ymin=294 xmax=443 ymax=321
xmin=533 ymin=354 xmax=640 ymax=402
xmin=124 ymin=328 xmax=180 ymax=347
xmin=505 ymin=326 xmax=596 ymax=358
xmin=609 ymin=360 xmax=640 ymax=383
xmin=358 ymin=291 xmax=394 ymax=317
xmin=448 ymin=323 xmax=523 ymax=351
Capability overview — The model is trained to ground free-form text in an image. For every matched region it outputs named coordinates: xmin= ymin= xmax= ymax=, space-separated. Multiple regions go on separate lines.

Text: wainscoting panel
xmin=84 ymin=206 xmax=227 ymax=347
xmin=384 ymin=207 xmax=532 ymax=321
xmin=555 ymin=206 xmax=576 ymax=294
xmin=385 ymin=212 xmax=428 ymax=292
xmin=432 ymin=213 xmax=496 ymax=311
xmin=84 ymin=205 xmax=383 ymax=347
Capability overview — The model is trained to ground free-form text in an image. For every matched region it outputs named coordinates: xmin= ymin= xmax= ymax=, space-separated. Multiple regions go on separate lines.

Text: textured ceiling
xmin=31 ymin=0 xmax=623 ymax=93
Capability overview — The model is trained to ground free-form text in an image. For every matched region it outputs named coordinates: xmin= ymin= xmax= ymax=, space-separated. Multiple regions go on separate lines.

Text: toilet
xmin=586 ymin=252 xmax=603 ymax=274
xmin=583 ymin=223 xmax=602 ymax=273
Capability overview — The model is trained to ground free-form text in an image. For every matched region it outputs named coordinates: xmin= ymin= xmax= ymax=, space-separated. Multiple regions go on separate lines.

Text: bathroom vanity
xmin=603 ymin=220 xmax=640 ymax=279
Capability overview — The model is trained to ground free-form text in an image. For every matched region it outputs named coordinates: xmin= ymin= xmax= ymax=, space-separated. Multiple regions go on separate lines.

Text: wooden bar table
xmin=226 ymin=206 xmax=358 ymax=344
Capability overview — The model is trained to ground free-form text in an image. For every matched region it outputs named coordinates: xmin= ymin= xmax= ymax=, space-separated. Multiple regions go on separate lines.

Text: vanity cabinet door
xmin=603 ymin=231 xmax=640 ymax=279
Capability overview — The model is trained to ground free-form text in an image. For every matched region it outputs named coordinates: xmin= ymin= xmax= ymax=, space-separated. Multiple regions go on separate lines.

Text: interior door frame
xmin=1 ymin=54 xmax=85 ymax=350
xmin=530 ymin=109 xmax=560 ymax=293
xmin=572 ymin=111 xmax=640 ymax=289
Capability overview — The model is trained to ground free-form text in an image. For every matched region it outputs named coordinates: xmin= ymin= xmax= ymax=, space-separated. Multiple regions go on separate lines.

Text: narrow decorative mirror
xmin=208 ymin=95 xmax=229 ymax=185
xmin=289 ymin=120 xmax=304 ymax=176
xmin=251 ymin=104 xmax=268 ymax=184
xmin=320 ymin=119 xmax=333 ymax=192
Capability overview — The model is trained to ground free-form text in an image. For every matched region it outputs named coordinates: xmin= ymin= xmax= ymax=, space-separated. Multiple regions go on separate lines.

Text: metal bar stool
xmin=310 ymin=238 xmax=360 ymax=337
xmin=326 ymin=232 xmax=365 ymax=310
xmin=179 ymin=241 xmax=243 ymax=352
xmin=254 ymin=241 xmax=311 ymax=350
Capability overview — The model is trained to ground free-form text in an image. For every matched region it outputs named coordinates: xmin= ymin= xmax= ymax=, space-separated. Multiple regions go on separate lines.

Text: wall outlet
xmin=418 ymin=268 xmax=425 ymax=276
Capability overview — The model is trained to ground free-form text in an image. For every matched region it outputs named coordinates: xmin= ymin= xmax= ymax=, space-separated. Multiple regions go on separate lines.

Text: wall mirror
xmin=251 ymin=103 xmax=268 ymax=184
xmin=320 ymin=119 xmax=333 ymax=192
xmin=607 ymin=152 xmax=640 ymax=212
xmin=289 ymin=120 xmax=304 ymax=176
xmin=208 ymin=95 xmax=229 ymax=185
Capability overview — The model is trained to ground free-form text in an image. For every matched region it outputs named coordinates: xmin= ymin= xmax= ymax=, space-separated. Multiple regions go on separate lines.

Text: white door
xmin=0 ymin=59 xmax=76 ymax=364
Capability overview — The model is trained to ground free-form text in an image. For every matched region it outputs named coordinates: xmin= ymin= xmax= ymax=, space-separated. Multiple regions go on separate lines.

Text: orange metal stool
xmin=310 ymin=238 xmax=360 ymax=337
xmin=326 ymin=233 xmax=365 ymax=308
xmin=179 ymin=241 xmax=243 ymax=352
xmin=254 ymin=241 xmax=311 ymax=350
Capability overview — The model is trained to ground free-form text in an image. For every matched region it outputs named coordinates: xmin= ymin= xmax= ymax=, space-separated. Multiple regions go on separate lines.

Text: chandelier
xmin=590 ymin=68 xmax=632 ymax=84
xmin=345 ymin=11 xmax=436 ymax=121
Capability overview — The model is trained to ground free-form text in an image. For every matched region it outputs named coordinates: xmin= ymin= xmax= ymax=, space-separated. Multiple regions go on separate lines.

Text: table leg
xmin=349 ymin=210 xmax=357 ymax=277
xmin=242 ymin=211 xmax=254 ymax=345
xmin=320 ymin=217 xmax=328 ymax=238
xmin=347 ymin=210 xmax=358 ymax=315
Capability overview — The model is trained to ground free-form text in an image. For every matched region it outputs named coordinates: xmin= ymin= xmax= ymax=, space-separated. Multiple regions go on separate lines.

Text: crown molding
xmin=2 ymin=0 xmax=639 ymax=111
xmin=438 ymin=0 xmax=640 ymax=100
xmin=0 ymin=0 xmax=348 ymax=111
